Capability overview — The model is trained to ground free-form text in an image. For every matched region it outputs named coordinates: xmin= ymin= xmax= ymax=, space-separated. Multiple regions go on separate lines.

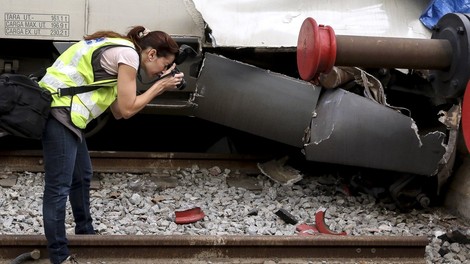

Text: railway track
xmin=0 ymin=150 xmax=262 ymax=173
xmin=1 ymin=234 xmax=428 ymax=263
xmin=0 ymin=150 xmax=430 ymax=263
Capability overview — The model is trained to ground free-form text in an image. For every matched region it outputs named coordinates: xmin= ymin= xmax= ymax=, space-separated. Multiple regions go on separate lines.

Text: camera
xmin=137 ymin=44 xmax=196 ymax=90
xmin=171 ymin=67 xmax=186 ymax=90
xmin=170 ymin=44 xmax=197 ymax=90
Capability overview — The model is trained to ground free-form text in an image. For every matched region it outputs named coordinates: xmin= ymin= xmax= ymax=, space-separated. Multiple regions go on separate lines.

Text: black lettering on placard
xmin=4 ymin=13 xmax=70 ymax=37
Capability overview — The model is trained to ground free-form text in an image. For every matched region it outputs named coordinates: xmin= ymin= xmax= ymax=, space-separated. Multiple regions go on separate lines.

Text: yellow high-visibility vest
xmin=39 ymin=37 xmax=136 ymax=129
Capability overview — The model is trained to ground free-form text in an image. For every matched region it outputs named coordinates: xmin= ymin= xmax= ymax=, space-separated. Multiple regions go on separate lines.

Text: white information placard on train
xmin=0 ymin=0 xmax=85 ymax=40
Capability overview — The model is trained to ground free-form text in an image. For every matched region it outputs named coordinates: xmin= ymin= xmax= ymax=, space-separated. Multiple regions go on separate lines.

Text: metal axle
xmin=297 ymin=13 xmax=470 ymax=99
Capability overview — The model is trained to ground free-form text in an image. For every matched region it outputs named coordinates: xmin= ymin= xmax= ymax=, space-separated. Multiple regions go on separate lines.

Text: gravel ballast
xmin=1 ymin=166 xmax=469 ymax=264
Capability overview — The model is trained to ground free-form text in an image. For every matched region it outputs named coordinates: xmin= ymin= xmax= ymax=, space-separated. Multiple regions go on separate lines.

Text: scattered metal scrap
xmin=274 ymin=207 xmax=347 ymax=236
xmin=438 ymin=229 xmax=470 ymax=245
xmin=437 ymin=229 xmax=470 ymax=257
xmin=296 ymin=208 xmax=347 ymax=236
xmin=10 ymin=249 xmax=40 ymax=264
xmin=275 ymin=208 xmax=299 ymax=225
xmin=175 ymin=207 xmax=206 ymax=224
xmin=257 ymin=156 xmax=303 ymax=186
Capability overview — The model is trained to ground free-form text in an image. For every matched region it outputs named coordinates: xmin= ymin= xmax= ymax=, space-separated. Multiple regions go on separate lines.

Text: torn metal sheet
xmin=193 ymin=53 xmax=320 ymax=148
xmin=304 ymin=89 xmax=446 ymax=176
xmin=257 ymin=156 xmax=303 ymax=186
xmin=435 ymin=104 xmax=461 ymax=193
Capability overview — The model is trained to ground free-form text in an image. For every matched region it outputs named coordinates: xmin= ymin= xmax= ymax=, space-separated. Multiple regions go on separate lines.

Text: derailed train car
xmin=0 ymin=0 xmax=467 ymax=210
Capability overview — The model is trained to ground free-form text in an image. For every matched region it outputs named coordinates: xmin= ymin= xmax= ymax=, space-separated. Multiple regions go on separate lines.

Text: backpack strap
xmin=56 ymin=80 xmax=116 ymax=97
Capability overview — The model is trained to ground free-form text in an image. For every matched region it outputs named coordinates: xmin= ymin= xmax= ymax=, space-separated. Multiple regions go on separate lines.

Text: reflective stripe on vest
xmin=39 ymin=37 xmax=135 ymax=129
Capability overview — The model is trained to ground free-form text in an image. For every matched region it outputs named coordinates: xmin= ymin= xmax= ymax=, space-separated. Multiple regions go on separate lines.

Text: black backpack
xmin=0 ymin=73 xmax=52 ymax=140
xmin=0 ymin=73 xmax=112 ymax=140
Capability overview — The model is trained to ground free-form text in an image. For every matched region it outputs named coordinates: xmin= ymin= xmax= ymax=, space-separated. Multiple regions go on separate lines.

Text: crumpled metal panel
xmin=192 ymin=0 xmax=431 ymax=47
xmin=193 ymin=53 xmax=320 ymax=148
xmin=304 ymin=88 xmax=446 ymax=176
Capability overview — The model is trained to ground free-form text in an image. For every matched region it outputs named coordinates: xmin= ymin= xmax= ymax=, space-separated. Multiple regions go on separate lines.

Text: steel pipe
xmin=334 ymin=35 xmax=452 ymax=70
xmin=297 ymin=17 xmax=452 ymax=80
xmin=297 ymin=13 xmax=470 ymax=99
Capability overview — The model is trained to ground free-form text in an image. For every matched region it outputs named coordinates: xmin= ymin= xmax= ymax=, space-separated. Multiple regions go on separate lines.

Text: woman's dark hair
xmin=84 ymin=30 xmax=124 ymax=40
xmin=128 ymin=26 xmax=179 ymax=57
xmin=84 ymin=26 xmax=179 ymax=57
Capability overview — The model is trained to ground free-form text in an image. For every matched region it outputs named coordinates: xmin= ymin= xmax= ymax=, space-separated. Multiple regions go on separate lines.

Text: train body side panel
xmin=87 ymin=0 xmax=204 ymax=39
xmin=192 ymin=0 xmax=432 ymax=47
xmin=1 ymin=0 xmax=429 ymax=46
xmin=0 ymin=0 xmax=204 ymax=41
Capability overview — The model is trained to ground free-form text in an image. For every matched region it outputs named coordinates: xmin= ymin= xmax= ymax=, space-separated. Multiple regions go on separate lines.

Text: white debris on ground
xmin=1 ymin=167 xmax=469 ymax=264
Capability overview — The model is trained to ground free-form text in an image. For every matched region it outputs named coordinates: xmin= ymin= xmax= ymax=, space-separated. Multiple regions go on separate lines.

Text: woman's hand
xmin=157 ymin=63 xmax=184 ymax=91
xmin=113 ymin=62 xmax=184 ymax=120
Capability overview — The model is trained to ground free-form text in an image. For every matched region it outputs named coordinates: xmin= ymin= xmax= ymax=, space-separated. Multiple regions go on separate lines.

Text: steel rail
xmin=0 ymin=235 xmax=428 ymax=263
xmin=0 ymin=150 xmax=263 ymax=173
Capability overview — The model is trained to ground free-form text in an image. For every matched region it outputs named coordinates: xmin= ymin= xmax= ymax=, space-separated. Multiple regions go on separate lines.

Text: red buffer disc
xmin=297 ymin=17 xmax=337 ymax=81
xmin=462 ymin=80 xmax=470 ymax=151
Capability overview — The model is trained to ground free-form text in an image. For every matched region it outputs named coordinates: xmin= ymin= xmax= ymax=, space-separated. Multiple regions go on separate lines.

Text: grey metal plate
xmin=304 ymin=88 xmax=446 ymax=176
xmin=193 ymin=53 xmax=320 ymax=147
